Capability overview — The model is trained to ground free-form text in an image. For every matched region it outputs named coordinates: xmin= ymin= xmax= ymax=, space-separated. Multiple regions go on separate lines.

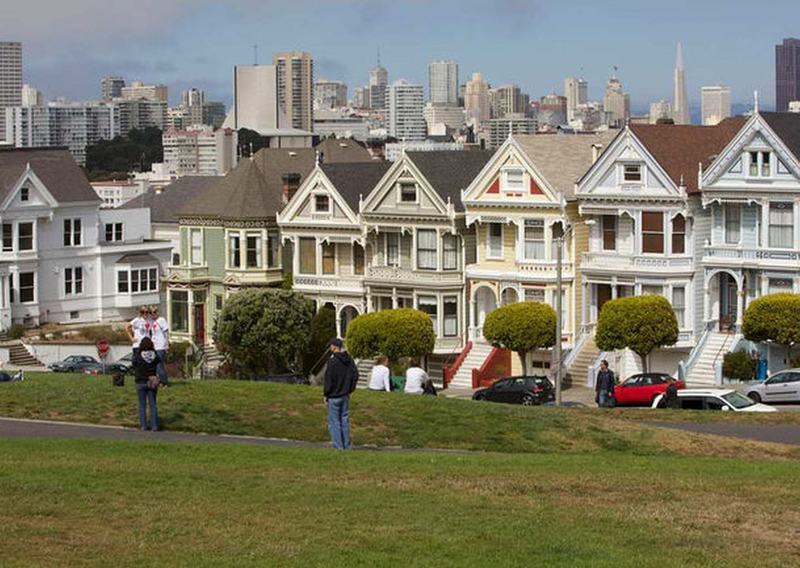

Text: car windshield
xmin=722 ymin=391 xmax=756 ymax=409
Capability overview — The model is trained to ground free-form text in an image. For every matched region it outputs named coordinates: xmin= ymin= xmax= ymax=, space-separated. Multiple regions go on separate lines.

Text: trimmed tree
xmin=595 ymin=295 xmax=679 ymax=373
xmin=742 ymin=293 xmax=800 ymax=359
xmin=214 ymin=288 xmax=314 ymax=378
xmin=345 ymin=308 xmax=435 ymax=363
xmin=482 ymin=302 xmax=557 ymax=375
xmin=302 ymin=304 xmax=337 ymax=373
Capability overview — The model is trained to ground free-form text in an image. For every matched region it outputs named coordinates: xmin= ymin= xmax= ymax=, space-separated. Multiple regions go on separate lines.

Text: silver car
xmin=743 ymin=369 xmax=800 ymax=404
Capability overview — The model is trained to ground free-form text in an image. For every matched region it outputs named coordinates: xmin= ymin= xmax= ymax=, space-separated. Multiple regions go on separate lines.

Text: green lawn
xmin=0 ymin=438 xmax=798 ymax=567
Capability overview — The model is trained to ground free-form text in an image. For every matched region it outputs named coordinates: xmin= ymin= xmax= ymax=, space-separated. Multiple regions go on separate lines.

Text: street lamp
xmin=554 ymin=233 xmax=563 ymax=407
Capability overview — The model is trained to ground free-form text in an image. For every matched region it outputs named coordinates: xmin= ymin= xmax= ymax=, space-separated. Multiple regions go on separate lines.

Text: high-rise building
xmin=603 ymin=71 xmax=630 ymax=128
xmin=649 ymin=100 xmax=673 ymax=124
xmin=776 ymin=38 xmax=800 ymax=112
xmin=120 ymin=81 xmax=168 ymax=102
xmin=368 ymin=58 xmax=388 ymax=110
xmin=490 ymin=84 xmax=526 ymax=118
xmin=385 ymin=80 xmax=425 ymax=141
xmin=672 ymin=43 xmax=690 ymax=124
xmin=701 ymin=86 xmax=731 ymax=126
xmin=428 ymin=60 xmax=458 ymax=105
xmin=21 ymin=84 xmax=42 ymax=107
xmin=273 ymin=51 xmax=314 ymax=131
xmin=0 ymin=41 xmax=22 ymax=143
xmin=352 ymin=86 xmax=367 ymax=109
xmin=464 ymin=72 xmax=490 ymax=125
xmin=564 ymin=77 xmax=588 ymax=122
xmin=233 ymin=64 xmax=282 ymax=132
xmin=181 ymin=88 xmax=206 ymax=108
xmin=539 ymin=93 xmax=567 ymax=128
xmin=423 ymin=103 xmax=465 ymax=133
xmin=485 ymin=115 xmax=538 ymax=149
xmin=116 ymin=99 xmax=167 ymax=133
xmin=162 ymin=125 xmax=238 ymax=177
xmin=314 ymin=80 xmax=348 ymax=109
xmin=101 ymin=76 xmax=126 ymax=101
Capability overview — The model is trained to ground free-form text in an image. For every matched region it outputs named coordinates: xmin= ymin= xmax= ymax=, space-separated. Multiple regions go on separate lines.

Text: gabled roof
xmin=759 ymin=112 xmax=800 ymax=162
xmin=514 ymin=131 xmax=618 ymax=200
xmin=630 ymin=117 xmax=746 ymax=194
xmin=0 ymin=147 xmax=100 ymax=204
xmin=405 ymin=150 xmax=493 ymax=211
xmin=320 ymin=161 xmax=391 ymax=211
xmin=121 ymin=176 xmax=219 ymax=223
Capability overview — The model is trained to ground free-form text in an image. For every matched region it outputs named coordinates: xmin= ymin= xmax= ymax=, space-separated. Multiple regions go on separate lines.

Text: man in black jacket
xmin=595 ymin=359 xmax=616 ymax=408
xmin=324 ymin=338 xmax=358 ymax=450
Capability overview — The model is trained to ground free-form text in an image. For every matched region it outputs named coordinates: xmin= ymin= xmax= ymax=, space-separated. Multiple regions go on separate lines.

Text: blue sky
xmin=3 ymin=0 xmax=799 ymax=112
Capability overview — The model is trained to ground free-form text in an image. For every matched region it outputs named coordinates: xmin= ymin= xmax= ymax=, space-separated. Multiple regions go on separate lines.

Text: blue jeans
xmin=598 ymin=391 xmax=613 ymax=408
xmin=327 ymin=395 xmax=350 ymax=450
xmin=136 ymin=383 xmax=159 ymax=431
xmin=156 ymin=350 xmax=168 ymax=385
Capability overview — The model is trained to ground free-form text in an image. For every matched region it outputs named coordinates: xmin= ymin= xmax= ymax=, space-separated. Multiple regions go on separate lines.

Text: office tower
xmin=314 ymin=80 xmax=348 ymax=109
xmin=603 ymin=71 xmax=630 ymax=128
xmin=385 ymin=80 xmax=425 ymax=141
xmin=116 ymin=99 xmax=167 ymax=133
xmin=369 ymin=57 xmax=388 ymax=110
xmin=428 ymin=60 xmax=458 ymax=105
xmin=352 ymin=86 xmax=367 ymax=108
xmin=486 ymin=115 xmax=538 ymax=148
xmin=776 ymin=38 xmax=800 ymax=112
xmin=539 ymin=93 xmax=567 ymax=128
xmin=273 ymin=51 xmax=314 ymax=131
xmin=120 ymin=81 xmax=168 ymax=102
xmin=233 ymin=64 xmax=281 ymax=132
xmin=564 ymin=77 xmax=588 ymax=122
xmin=491 ymin=84 xmax=526 ymax=118
xmin=701 ymin=86 xmax=731 ymax=125
xmin=672 ymin=42 xmax=690 ymax=124
xmin=649 ymin=100 xmax=673 ymax=123
xmin=101 ymin=76 xmax=126 ymax=101
xmin=202 ymin=102 xmax=226 ymax=129
xmin=423 ymin=103 xmax=465 ymax=132
xmin=182 ymin=88 xmax=206 ymax=107
xmin=0 ymin=41 xmax=22 ymax=143
xmin=464 ymin=72 xmax=490 ymax=124
xmin=162 ymin=125 xmax=237 ymax=177
xmin=21 ymin=84 xmax=42 ymax=106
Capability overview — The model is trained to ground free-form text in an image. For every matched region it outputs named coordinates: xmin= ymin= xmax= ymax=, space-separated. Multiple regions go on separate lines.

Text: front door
xmin=719 ymin=273 xmax=738 ymax=332
xmin=194 ymin=303 xmax=205 ymax=345
xmin=596 ymin=284 xmax=612 ymax=317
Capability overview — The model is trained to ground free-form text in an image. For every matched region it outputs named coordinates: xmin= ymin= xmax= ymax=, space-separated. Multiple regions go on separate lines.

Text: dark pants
xmin=327 ymin=395 xmax=350 ymax=450
xmin=156 ymin=350 xmax=168 ymax=385
xmin=136 ymin=383 xmax=159 ymax=431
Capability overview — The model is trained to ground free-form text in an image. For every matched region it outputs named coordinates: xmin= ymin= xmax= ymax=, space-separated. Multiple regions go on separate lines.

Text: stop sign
xmin=97 ymin=339 xmax=110 ymax=360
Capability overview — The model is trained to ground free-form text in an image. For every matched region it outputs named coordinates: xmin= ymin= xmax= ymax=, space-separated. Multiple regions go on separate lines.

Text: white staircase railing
xmin=586 ymin=351 xmax=608 ymax=388
xmin=563 ymin=332 xmax=589 ymax=371
xmin=679 ymin=326 xmax=712 ymax=380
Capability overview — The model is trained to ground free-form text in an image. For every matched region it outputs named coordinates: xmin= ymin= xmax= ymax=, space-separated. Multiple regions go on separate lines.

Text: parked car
xmin=108 ymin=353 xmax=133 ymax=374
xmin=743 ymin=369 xmax=800 ymax=403
xmin=472 ymin=376 xmax=555 ymax=405
xmin=48 ymin=355 xmax=105 ymax=374
xmin=613 ymin=373 xmax=685 ymax=406
xmin=651 ymin=389 xmax=777 ymax=412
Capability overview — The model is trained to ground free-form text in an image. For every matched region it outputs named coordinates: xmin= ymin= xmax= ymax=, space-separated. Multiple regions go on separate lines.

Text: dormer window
xmin=623 ymin=164 xmax=642 ymax=183
xmin=314 ymin=194 xmax=330 ymax=213
xmin=20 ymin=186 xmax=29 ymax=202
xmin=399 ymin=182 xmax=417 ymax=203
xmin=502 ymin=168 xmax=524 ymax=192
xmin=748 ymin=151 xmax=771 ymax=177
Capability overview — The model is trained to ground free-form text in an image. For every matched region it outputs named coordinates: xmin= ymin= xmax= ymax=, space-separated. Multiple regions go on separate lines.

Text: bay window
xmin=672 ymin=215 xmax=686 ymax=254
xmin=724 ymin=204 xmax=740 ymax=244
xmin=299 ymin=238 xmax=316 ymax=274
xmin=246 ymin=234 xmax=262 ymax=268
xmin=487 ymin=223 xmax=502 ymax=258
xmin=443 ymin=297 xmax=458 ymax=337
xmin=417 ymin=229 xmax=437 ymax=270
xmin=442 ymin=234 xmax=458 ymax=271
xmin=769 ymin=202 xmax=793 ymax=248
xmin=641 ymin=212 xmax=664 ymax=254
xmin=524 ymin=219 xmax=545 ymax=260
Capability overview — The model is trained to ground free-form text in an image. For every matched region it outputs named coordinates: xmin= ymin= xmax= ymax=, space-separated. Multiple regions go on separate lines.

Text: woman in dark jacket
xmin=133 ymin=337 xmax=160 ymax=431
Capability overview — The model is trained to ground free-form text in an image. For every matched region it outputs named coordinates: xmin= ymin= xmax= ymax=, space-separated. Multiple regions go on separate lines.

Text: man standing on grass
xmin=323 ymin=338 xmax=358 ymax=450
xmin=595 ymin=359 xmax=615 ymax=408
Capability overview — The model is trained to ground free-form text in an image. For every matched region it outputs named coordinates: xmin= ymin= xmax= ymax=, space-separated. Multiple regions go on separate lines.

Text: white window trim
xmin=63 ymin=218 xmax=82 ymax=247
xmin=15 ymin=220 xmax=37 ymax=253
xmin=621 ymin=163 xmax=644 ymax=185
xmin=321 ymin=241 xmax=337 ymax=275
xmin=397 ymin=180 xmax=419 ymax=205
xmin=443 ymin=295 xmax=459 ymax=338
xmin=722 ymin=204 xmax=742 ymax=246
xmin=313 ymin=192 xmax=332 ymax=214
xmin=640 ymin=211 xmax=666 ymax=256
xmin=105 ymin=222 xmax=124 ymax=243
xmin=486 ymin=223 xmax=504 ymax=260
xmin=245 ymin=231 xmax=264 ymax=270
xmin=16 ymin=271 xmax=36 ymax=304
xmin=415 ymin=228 xmax=438 ymax=271
xmin=226 ymin=230 xmax=242 ymax=270
xmin=189 ymin=228 xmax=204 ymax=266
xmin=520 ymin=218 xmax=546 ymax=262
xmin=117 ymin=266 xmax=160 ymax=295
xmin=384 ymin=232 xmax=400 ymax=267
xmin=63 ymin=266 xmax=84 ymax=297
xmin=500 ymin=167 xmax=525 ymax=193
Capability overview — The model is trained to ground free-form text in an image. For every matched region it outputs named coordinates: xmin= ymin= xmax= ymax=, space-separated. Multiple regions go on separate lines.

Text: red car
xmin=613 ymin=373 xmax=685 ymax=406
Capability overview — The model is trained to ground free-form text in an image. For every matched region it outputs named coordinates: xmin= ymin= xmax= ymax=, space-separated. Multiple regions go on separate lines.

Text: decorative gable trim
xmin=487 ymin=178 xmax=499 ymax=194
xmin=530 ymin=178 xmax=543 ymax=195
xmin=1 ymin=164 xmax=60 ymax=211
xmin=276 ymin=166 xmax=360 ymax=226
xmin=360 ymin=154 xmax=450 ymax=217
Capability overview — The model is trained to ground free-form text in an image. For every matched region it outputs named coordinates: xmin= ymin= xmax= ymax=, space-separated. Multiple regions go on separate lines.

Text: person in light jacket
xmin=368 ymin=355 xmax=391 ymax=392
xmin=404 ymin=359 xmax=429 ymax=395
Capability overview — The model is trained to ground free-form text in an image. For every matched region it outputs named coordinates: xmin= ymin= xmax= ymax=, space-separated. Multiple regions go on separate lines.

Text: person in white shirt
xmin=404 ymin=359 xmax=429 ymax=395
xmin=368 ymin=355 xmax=391 ymax=392
xmin=149 ymin=305 xmax=170 ymax=386
xmin=124 ymin=306 xmax=150 ymax=357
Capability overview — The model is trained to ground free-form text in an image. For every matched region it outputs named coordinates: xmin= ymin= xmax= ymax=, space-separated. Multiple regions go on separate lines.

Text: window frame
xmin=443 ymin=296 xmax=458 ymax=337
xmin=442 ymin=233 xmax=458 ymax=271
xmin=672 ymin=286 xmax=686 ymax=329
xmin=245 ymin=233 xmax=262 ymax=269
xmin=723 ymin=204 xmax=741 ymax=245
xmin=417 ymin=295 xmax=438 ymax=336
xmin=18 ymin=272 xmax=35 ymax=303
xmin=321 ymin=241 xmax=336 ymax=275
xmin=601 ymin=215 xmax=616 ymax=251
xmin=486 ymin=223 xmax=503 ymax=259
xmin=298 ymin=237 xmax=316 ymax=275
xmin=64 ymin=266 xmax=84 ymax=296
xmin=501 ymin=167 xmax=525 ymax=193
xmin=2 ymin=223 xmax=12 ymax=252
xmin=416 ymin=229 xmax=438 ymax=271
xmin=671 ymin=214 xmax=686 ymax=254
xmin=398 ymin=182 xmax=418 ymax=204
xmin=769 ymin=202 xmax=794 ymax=249
xmin=20 ymin=186 xmax=30 ymax=202
xmin=190 ymin=228 xmax=203 ymax=266
xmin=228 ymin=232 xmax=242 ymax=269
xmin=622 ymin=163 xmax=642 ymax=183
xmin=170 ymin=290 xmax=189 ymax=333
xmin=63 ymin=218 xmax=82 ymax=247
xmin=353 ymin=243 xmax=365 ymax=275
xmin=105 ymin=222 xmax=124 ymax=242
xmin=313 ymin=193 xmax=331 ymax=213
xmin=385 ymin=232 xmax=400 ymax=267
xmin=641 ymin=211 xmax=664 ymax=254
xmin=523 ymin=219 xmax=545 ymax=261
xmin=17 ymin=222 xmax=34 ymax=252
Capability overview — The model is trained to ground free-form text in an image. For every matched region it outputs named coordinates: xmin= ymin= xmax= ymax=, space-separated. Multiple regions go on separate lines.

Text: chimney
xmin=591 ymin=143 xmax=603 ymax=164
xmin=282 ymin=173 xmax=301 ymax=205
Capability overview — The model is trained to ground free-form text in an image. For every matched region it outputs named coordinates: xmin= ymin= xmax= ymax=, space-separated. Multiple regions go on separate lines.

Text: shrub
xmin=743 ymin=293 xmax=800 ymax=358
xmin=80 ymin=325 xmax=129 ymax=344
xmin=303 ymin=305 xmax=337 ymax=373
xmin=483 ymin=302 xmax=557 ymax=375
xmin=722 ymin=351 xmax=757 ymax=382
xmin=8 ymin=323 xmax=25 ymax=339
xmin=595 ymin=295 xmax=679 ymax=372
xmin=346 ymin=309 xmax=435 ymax=363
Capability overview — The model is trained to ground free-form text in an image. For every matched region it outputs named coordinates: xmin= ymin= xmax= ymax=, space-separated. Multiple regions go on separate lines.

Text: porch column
xmin=760 ymin=199 xmax=769 ymax=248
xmin=611 ymin=277 xmax=618 ymax=299
xmin=735 ymin=274 xmax=745 ymax=333
xmin=335 ymin=306 xmax=343 ymax=338
xmin=470 ymin=297 xmax=477 ymax=340
xmin=581 ymin=278 xmax=589 ymax=331
xmin=391 ymin=287 xmax=398 ymax=309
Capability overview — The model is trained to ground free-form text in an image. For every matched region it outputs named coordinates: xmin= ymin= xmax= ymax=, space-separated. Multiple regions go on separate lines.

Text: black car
xmin=472 ymin=376 xmax=555 ymax=405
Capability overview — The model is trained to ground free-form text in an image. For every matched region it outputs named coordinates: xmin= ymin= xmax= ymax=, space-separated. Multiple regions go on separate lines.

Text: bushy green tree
xmin=595 ymin=295 xmax=678 ymax=372
xmin=303 ymin=304 xmax=337 ymax=373
xmin=743 ymin=293 xmax=800 ymax=358
xmin=722 ymin=351 xmax=757 ymax=381
xmin=345 ymin=309 xmax=435 ymax=362
xmin=482 ymin=301 xmax=557 ymax=375
xmin=214 ymin=288 xmax=314 ymax=377
xmin=85 ymin=127 xmax=163 ymax=180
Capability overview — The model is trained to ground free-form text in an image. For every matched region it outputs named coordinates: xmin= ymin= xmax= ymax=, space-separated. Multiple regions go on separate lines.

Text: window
xmin=229 ymin=233 xmax=241 ymax=268
xmin=417 ymin=229 xmax=437 ymax=270
xmin=2 ymin=224 xmax=12 ymax=252
xmin=314 ymin=194 xmax=330 ymax=213
xmin=551 ymin=222 xmax=565 ymax=260
xmin=267 ymin=230 xmax=280 ymax=268
xmin=105 ymin=223 xmax=123 ymax=242
xmin=442 ymin=234 xmax=458 ymax=271
xmin=246 ymin=234 xmax=262 ymax=268
xmin=641 ymin=212 xmax=664 ymax=254
xmin=524 ymin=219 xmax=545 ymax=260
xmin=215 ymin=294 xmax=223 ymax=311
xmin=524 ymin=288 xmax=545 ymax=303
xmin=69 ymin=311 xmax=79 ymax=320
xmin=20 ymin=186 xmax=29 ymax=201
xmin=172 ymin=253 xmax=180 ymax=265
xmin=17 ymin=222 xmax=33 ymax=251
xmin=769 ymin=202 xmax=793 ymax=248
xmin=749 ymin=151 xmax=772 ymax=177
xmin=386 ymin=233 xmax=399 ymax=267
xmin=64 ymin=267 xmax=83 ymax=296
xmin=762 ymin=152 xmax=771 ymax=176
xmin=503 ymin=168 xmax=524 ymax=192
xmin=672 ymin=215 xmax=686 ymax=254
xmin=399 ymin=183 xmax=417 ymax=202
xmin=149 ymin=268 xmax=158 ymax=291
xmin=190 ymin=229 xmax=203 ymax=265
xmin=118 ymin=268 xmax=157 ymax=294
xmin=18 ymin=272 xmax=34 ymax=303
xmin=623 ymin=164 xmax=642 ymax=182
xmin=418 ymin=296 xmax=438 ymax=335
xmin=171 ymin=290 xmax=189 ymax=333
xmin=299 ymin=238 xmax=316 ymax=274
xmin=724 ymin=204 xmax=740 ymax=244
xmin=487 ymin=223 xmax=502 ymax=258
xmin=443 ymin=297 xmax=458 ymax=337
xmin=321 ymin=242 xmax=335 ymax=274
xmin=601 ymin=215 xmax=616 ymax=251
xmin=672 ymin=286 xmax=685 ymax=328
xmin=353 ymin=244 xmax=365 ymax=275
xmin=117 ymin=270 xmax=129 ymax=293
xmin=63 ymin=219 xmax=82 ymax=246
xmin=749 ymin=152 xmax=758 ymax=176
xmin=768 ymin=278 xmax=793 ymax=294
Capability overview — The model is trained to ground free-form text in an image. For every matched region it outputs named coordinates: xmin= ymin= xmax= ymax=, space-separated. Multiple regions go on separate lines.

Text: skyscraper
xmin=464 ymin=72 xmax=490 ymax=124
xmin=21 ymin=84 xmax=42 ymax=106
xmin=233 ymin=64 xmax=281 ymax=132
xmin=385 ymin=80 xmax=425 ymax=141
xmin=701 ymin=86 xmax=731 ymax=126
xmin=273 ymin=51 xmax=314 ymax=131
xmin=672 ymin=43 xmax=690 ymax=125
xmin=428 ymin=60 xmax=458 ymax=105
xmin=101 ymin=76 xmax=126 ymax=101
xmin=649 ymin=100 xmax=673 ymax=124
xmin=490 ymin=84 xmax=526 ymax=118
xmin=314 ymin=80 xmax=348 ymax=109
xmin=776 ymin=38 xmax=800 ymax=112
xmin=603 ymin=70 xmax=630 ymax=128
xmin=368 ymin=56 xmax=388 ymax=110
xmin=564 ymin=77 xmax=588 ymax=122
xmin=0 ymin=41 xmax=22 ymax=143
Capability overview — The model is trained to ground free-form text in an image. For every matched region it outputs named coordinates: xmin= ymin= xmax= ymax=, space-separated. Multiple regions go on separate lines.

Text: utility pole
xmin=554 ymin=234 xmax=563 ymax=406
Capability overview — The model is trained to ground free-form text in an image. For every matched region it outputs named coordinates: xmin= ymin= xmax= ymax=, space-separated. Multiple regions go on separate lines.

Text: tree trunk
xmin=637 ymin=351 xmax=649 ymax=374
xmin=519 ymin=351 xmax=527 ymax=376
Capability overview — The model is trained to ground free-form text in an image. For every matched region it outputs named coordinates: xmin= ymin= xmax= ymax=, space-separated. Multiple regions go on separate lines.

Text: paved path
xmin=646 ymin=421 xmax=800 ymax=446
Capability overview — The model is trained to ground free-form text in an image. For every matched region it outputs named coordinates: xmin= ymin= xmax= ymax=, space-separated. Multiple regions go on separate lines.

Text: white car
xmin=651 ymin=388 xmax=777 ymax=412
xmin=742 ymin=369 xmax=800 ymax=404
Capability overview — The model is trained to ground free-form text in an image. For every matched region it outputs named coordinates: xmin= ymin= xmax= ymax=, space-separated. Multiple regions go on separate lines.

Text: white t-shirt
xmin=130 ymin=316 xmax=149 ymax=348
xmin=404 ymin=366 xmax=428 ymax=395
xmin=368 ymin=365 xmax=391 ymax=391
xmin=151 ymin=316 xmax=169 ymax=351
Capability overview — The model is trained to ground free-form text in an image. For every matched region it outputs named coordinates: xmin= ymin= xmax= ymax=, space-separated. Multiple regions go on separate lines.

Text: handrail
xmin=309 ymin=349 xmax=331 ymax=379
xmin=443 ymin=341 xmax=472 ymax=388
xmin=683 ymin=326 xmax=711 ymax=375
xmin=562 ymin=331 xmax=589 ymax=370
xmin=471 ymin=346 xmax=511 ymax=389
xmin=712 ymin=332 xmax=735 ymax=369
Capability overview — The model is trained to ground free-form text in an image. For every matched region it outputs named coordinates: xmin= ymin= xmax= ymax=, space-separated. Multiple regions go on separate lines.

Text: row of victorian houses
xmin=159 ymin=112 xmax=800 ymax=387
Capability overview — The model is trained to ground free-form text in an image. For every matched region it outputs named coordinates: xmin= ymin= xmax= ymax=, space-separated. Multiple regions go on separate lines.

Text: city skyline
xmin=2 ymin=0 xmax=799 ymax=111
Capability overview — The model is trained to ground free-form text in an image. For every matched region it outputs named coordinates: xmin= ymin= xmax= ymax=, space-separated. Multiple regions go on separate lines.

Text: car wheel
xmin=521 ymin=394 xmax=536 ymax=406
xmin=747 ymin=392 xmax=762 ymax=403
xmin=474 ymin=393 xmax=486 ymax=401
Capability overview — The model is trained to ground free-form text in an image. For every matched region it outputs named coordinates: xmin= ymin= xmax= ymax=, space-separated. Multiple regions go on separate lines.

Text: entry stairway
xmin=685 ymin=331 xmax=736 ymax=386
xmin=5 ymin=341 xmax=45 ymax=368
xmin=447 ymin=342 xmax=494 ymax=389
xmin=565 ymin=337 xmax=599 ymax=387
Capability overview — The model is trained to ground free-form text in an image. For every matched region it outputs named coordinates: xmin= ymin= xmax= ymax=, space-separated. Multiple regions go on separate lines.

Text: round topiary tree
xmin=742 ymin=293 xmax=800 ymax=360
xmin=595 ymin=295 xmax=678 ymax=373
xmin=345 ymin=308 xmax=435 ymax=363
xmin=482 ymin=301 xmax=557 ymax=375
xmin=214 ymin=288 xmax=314 ymax=378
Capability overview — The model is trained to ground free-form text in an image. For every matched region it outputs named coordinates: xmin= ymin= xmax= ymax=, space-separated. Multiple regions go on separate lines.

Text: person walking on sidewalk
xmin=595 ymin=360 xmax=616 ymax=408
xmin=149 ymin=306 xmax=170 ymax=386
xmin=323 ymin=338 xmax=358 ymax=450
xmin=132 ymin=337 xmax=160 ymax=431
